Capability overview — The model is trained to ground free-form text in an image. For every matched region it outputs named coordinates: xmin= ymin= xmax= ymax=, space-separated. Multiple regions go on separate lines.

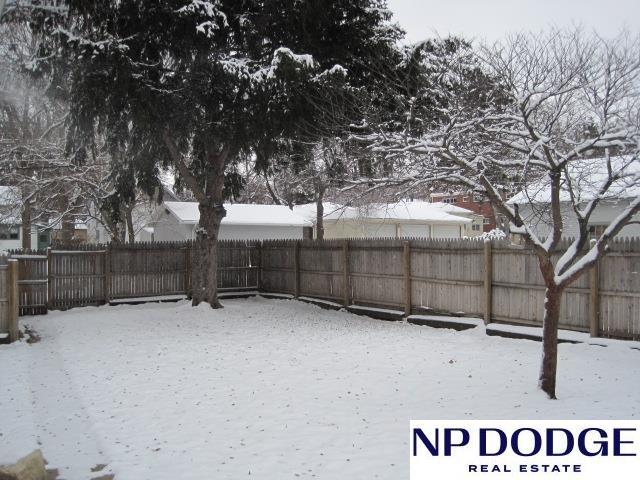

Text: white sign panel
xmin=410 ymin=420 xmax=639 ymax=479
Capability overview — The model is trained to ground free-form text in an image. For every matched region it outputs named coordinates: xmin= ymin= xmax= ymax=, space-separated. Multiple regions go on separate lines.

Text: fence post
xmin=256 ymin=241 xmax=262 ymax=292
xmin=46 ymin=247 xmax=52 ymax=310
xmin=342 ymin=240 xmax=350 ymax=307
xmin=403 ymin=241 xmax=411 ymax=316
xmin=185 ymin=243 xmax=192 ymax=299
xmin=8 ymin=259 xmax=19 ymax=342
xmin=294 ymin=241 xmax=300 ymax=298
xmin=104 ymin=245 xmax=111 ymax=305
xmin=483 ymin=240 xmax=492 ymax=325
xmin=589 ymin=240 xmax=600 ymax=337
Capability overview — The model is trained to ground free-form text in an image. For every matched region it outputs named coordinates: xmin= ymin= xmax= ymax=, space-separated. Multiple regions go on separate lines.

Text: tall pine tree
xmin=33 ymin=0 xmax=401 ymax=307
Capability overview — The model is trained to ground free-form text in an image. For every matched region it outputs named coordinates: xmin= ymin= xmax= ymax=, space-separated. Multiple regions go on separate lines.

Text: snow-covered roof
xmin=508 ymin=157 xmax=640 ymax=205
xmin=429 ymin=202 xmax=477 ymax=215
xmin=164 ymin=202 xmax=311 ymax=227
xmin=295 ymin=201 xmax=472 ymax=225
xmin=292 ymin=203 xmax=343 ymax=222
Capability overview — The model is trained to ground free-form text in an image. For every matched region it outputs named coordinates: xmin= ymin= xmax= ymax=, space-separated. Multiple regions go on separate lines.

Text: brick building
xmin=430 ymin=192 xmax=499 ymax=232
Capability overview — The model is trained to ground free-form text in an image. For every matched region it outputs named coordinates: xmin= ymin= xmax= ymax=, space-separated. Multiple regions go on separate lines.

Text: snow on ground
xmin=1 ymin=297 xmax=639 ymax=479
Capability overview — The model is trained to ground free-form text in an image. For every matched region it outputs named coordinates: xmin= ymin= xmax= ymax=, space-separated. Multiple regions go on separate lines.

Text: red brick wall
xmin=431 ymin=193 xmax=496 ymax=232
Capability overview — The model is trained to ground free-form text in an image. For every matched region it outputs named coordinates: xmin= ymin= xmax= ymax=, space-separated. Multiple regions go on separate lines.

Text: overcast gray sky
xmin=386 ymin=0 xmax=640 ymax=44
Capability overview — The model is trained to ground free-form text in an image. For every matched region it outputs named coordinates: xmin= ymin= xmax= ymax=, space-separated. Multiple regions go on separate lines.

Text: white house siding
xmin=324 ymin=220 xmax=464 ymax=239
xmin=0 ymin=226 xmax=39 ymax=251
xmin=518 ymin=198 xmax=640 ymax=239
xmin=323 ymin=220 xmax=397 ymax=239
xmin=218 ymin=225 xmax=302 ymax=240
xmin=153 ymin=219 xmax=194 ymax=242
xmin=0 ymin=238 xmax=21 ymax=251
xmin=151 ymin=210 xmax=304 ymax=241
xmin=398 ymin=223 xmax=430 ymax=238
xmin=154 ymin=222 xmax=303 ymax=241
xmin=432 ymin=224 xmax=462 ymax=239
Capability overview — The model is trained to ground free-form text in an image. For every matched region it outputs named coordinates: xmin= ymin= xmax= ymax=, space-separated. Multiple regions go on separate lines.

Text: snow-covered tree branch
xmin=356 ymin=29 xmax=640 ymax=399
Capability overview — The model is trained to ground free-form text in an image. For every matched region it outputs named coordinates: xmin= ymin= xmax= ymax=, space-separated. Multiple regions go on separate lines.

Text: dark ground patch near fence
xmin=6 ymin=237 xmax=640 ymax=341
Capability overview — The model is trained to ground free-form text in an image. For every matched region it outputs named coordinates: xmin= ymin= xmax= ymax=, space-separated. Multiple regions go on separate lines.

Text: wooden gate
xmin=0 ymin=256 xmax=19 ymax=342
xmin=49 ymin=249 xmax=107 ymax=310
xmin=11 ymin=253 xmax=48 ymax=315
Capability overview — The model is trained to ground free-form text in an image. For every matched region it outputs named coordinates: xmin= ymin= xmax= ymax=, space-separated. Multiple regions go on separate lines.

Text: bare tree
xmin=0 ymin=20 xmax=138 ymax=248
xmin=255 ymin=139 xmax=348 ymax=239
xmin=355 ymin=29 xmax=640 ymax=399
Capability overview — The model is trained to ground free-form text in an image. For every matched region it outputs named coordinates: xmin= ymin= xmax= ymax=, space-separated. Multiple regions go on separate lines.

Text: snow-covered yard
xmin=1 ymin=297 xmax=639 ymax=479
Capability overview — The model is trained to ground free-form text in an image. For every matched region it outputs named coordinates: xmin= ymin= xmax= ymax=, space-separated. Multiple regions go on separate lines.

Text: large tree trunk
xmin=316 ymin=189 xmax=324 ymax=240
xmin=539 ymin=285 xmax=562 ymax=399
xmin=60 ymin=216 xmax=75 ymax=244
xmin=191 ymin=203 xmax=226 ymax=308
xmin=125 ymin=206 xmax=135 ymax=244
xmin=161 ymin=129 xmax=229 ymax=309
xmin=21 ymin=200 xmax=31 ymax=250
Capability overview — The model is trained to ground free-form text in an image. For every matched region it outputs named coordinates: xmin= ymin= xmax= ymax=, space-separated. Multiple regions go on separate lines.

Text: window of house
xmin=303 ymin=226 xmax=313 ymax=240
xmin=483 ymin=218 xmax=491 ymax=225
xmin=0 ymin=225 xmax=20 ymax=240
xmin=472 ymin=224 xmax=481 ymax=231
xmin=462 ymin=196 xmax=469 ymax=202
xmin=443 ymin=197 xmax=457 ymax=204
xmin=588 ymin=224 xmax=608 ymax=239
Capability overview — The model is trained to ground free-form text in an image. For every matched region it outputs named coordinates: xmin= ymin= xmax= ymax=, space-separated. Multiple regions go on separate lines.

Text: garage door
xmin=398 ymin=223 xmax=429 ymax=238
xmin=360 ymin=223 xmax=396 ymax=238
xmin=432 ymin=224 xmax=461 ymax=238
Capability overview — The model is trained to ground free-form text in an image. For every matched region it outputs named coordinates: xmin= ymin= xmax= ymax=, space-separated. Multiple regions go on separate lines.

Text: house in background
xmin=146 ymin=202 xmax=312 ymax=241
xmin=430 ymin=191 xmax=500 ymax=232
xmin=85 ymin=187 xmax=180 ymax=244
xmin=507 ymin=159 xmax=640 ymax=239
xmin=0 ymin=186 xmax=43 ymax=251
xmin=294 ymin=201 xmax=483 ymax=239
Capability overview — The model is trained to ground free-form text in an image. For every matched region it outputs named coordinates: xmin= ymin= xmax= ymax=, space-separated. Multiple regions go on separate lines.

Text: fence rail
xmin=3 ymin=237 xmax=640 ymax=341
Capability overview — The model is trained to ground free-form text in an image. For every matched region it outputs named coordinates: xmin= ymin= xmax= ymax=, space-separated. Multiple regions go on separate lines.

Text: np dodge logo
xmin=410 ymin=420 xmax=639 ymax=479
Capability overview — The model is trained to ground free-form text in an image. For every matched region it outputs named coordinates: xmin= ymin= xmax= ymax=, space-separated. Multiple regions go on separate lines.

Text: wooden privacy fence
xmin=9 ymin=241 xmax=260 ymax=312
xmin=261 ymin=237 xmax=640 ymax=340
xmin=5 ymin=237 xmax=640 ymax=341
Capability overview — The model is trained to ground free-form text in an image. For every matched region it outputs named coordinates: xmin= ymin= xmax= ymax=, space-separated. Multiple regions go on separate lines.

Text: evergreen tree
xmin=33 ymin=0 xmax=400 ymax=307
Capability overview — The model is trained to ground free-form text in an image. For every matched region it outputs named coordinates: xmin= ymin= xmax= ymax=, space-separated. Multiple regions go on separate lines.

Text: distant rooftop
xmin=508 ymin=157 xmax=640 ymax=205
xmin=164 ymin=202 xmax=311 ymax=227
xmin=294 ymin=201 xmax=473 ymax=225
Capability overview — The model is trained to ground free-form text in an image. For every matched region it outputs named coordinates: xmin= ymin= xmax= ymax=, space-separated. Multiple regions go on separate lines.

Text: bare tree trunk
xmin=539 ymin=285 xmax=562 ymax=399
xmin=316 ymin=188 xmax=325 ymax=240
xmin=61 ymin=216 xmax=74 ymax=244
xmin=191 ymin=203 xmax=225 ymax=308
xmin=162 ymin=129 xmax=229 ymax=309
xmin=264 ymin=173 xmax=281 ymax=205
xmin=125 ymin=206 xmax=135 ymax=244
xmin=21 ymin=200 xmax=31 ymax=250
